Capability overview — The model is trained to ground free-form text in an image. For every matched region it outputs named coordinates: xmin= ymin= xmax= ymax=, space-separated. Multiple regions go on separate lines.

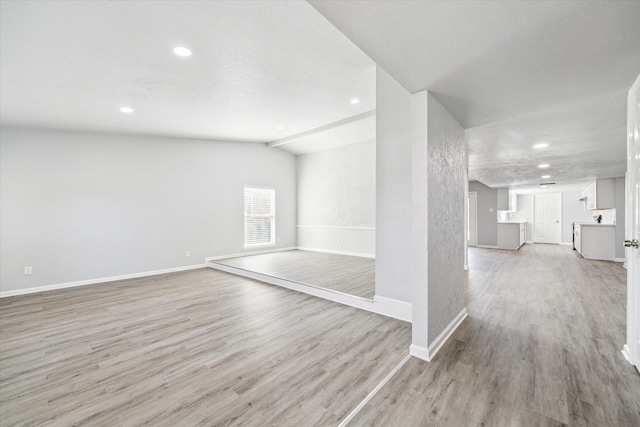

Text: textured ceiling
xmin=0 ymin=1 xmax=375 ymax=143
xmin=310 ymin=0 xmax=640 ymax=188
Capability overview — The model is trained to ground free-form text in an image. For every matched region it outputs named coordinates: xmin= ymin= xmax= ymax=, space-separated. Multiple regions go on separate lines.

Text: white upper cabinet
xmin=497 ymin=188 xmax=518 ymax=211
xmin=582 ymin=178 xmax=615 ymax=210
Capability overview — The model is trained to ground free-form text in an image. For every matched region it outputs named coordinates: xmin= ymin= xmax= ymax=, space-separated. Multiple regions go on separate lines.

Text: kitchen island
xmin=574 ymin=223 xmax=615 ymax=261
xmin=497 ymin=221 xmax=526 ymax=250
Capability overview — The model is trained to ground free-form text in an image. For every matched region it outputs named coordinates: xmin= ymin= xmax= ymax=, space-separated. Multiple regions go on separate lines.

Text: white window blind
xmin=244 ymin=187 xmax=275 ymax=247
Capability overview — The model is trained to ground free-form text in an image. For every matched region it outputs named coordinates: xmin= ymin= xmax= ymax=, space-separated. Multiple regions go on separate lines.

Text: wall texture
xmin=375 ymin=66 xmax=413 ymax=302
xmin=468 ymin=181 xmax=498 ymax=246
xmin=425 ymin=93 xmax=466 ymax=345
xmin=0 ymin=127 xmax=297 ymax=293
xmin=296 ymin=139 xmax=375 ymax=256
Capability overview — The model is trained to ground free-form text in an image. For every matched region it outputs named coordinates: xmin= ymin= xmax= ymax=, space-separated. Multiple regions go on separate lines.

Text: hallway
xmin=351 ymin=244 xmax=639 ymax=426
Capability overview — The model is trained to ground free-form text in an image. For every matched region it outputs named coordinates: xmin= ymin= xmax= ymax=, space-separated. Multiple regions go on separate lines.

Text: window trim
xmin=243 ymin=186 xmax=276 ymax=249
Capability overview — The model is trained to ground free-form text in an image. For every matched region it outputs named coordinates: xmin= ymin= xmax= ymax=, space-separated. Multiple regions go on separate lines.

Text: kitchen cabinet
xmin=497 ymin=222 xmax=526 ymax=250
xmin=581 ymin=179 xmax=615 ymax=210
xmin=574 ymin=224 xmax=615 ymax=261
xmin=497 ymin=189 xmax=517 ymax=212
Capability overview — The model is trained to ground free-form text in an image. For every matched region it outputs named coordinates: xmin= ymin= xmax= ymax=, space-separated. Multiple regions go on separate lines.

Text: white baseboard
xmin=205 ymin=246 xmax=297 ymax=262
xmin=373 ymin=295 xmax=412 ymax=319
xmin=615 ymin=257 xmax=626 ymax=263
xmin=410 ymin=308 xmax=468 ymax=362
xmin=560 ymin=242 xmax=572 ymax=246
xmin=409 ymin=344 xmax=431 ymax=361
xmin=0 ymin=264 xmax=206 ymax=298
xmin=474 ymin=244 xmax=499 ymax=249
xmin=207 ymin=261 xmax=410 ymax=322
xmin=526 ymin=240 xmax=534 ymax=244
xmin=296 ymin=246 xmax=375 ymax=259
xmin=464 ymin=264 xmax=470 ymax=271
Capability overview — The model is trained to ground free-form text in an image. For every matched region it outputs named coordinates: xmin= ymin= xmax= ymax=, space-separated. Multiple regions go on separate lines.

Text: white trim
xmin=337 ymin=353 xmax=411 ymax=427
xmin=373 ymin=295 xmax=412 ymax=318
xmin=205 ymin=246 xmax=297 ymax=262
xmin=428 ymin=308 xmax=468 ymax=360
xmin=615 ymin=257 xmax=626 ymax=263
xmin=560 ymin=242 xmax=572 ymax=246
xmin=0 ymin=264 xmax=206 ymax=298
xmin=526 ymin=240 xmax=534 ymax=244
xmin=267 ymin=109 xmax=376 ymax=148
xmin=464 ymin=265 xmax=470 ymax=271
xmin=297 ymin=246 xmax=375 ymax=259
xmin=409 ymin=344 xmax=431 ymax=361
xmin=296 ymin=225 xmax=375 ymax=231
xmin=410 ymin=308 xmax=468 ymax=362
xmin=622 ymin=344 xmax=631 ymax=363
xmin=207 ymin=261 xmax=410 ymax=322
xmin=474 ymin=244 xmax=499 ymax=249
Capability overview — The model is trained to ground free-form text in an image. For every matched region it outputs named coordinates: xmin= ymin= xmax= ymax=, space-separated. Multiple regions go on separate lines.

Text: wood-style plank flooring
xmin=0 ymin=268 xmax=409 ymax=426
xmin=212 ymin=250 xmax=375 ymax=299
xmin=350 ymin=244 xmax=640 ymax=426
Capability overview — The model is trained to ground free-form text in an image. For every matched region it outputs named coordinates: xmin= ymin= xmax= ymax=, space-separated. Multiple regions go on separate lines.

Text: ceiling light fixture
xmin=350 ymin=98 xmax=360 ymax=105
xmin=277 ymin=126 xmax=284 ymax=130
xmin=533 ymin=143 xmax=549 ymax=149
xmin=119 ymin=107 xmax=134 ymax=113
xmin=538 ymin=163 xmax=550 ymax=169
xmin=172 ymin=46 xmax=193 ymax=57
xmin=541 ymin=175 xmax=551 ymax=179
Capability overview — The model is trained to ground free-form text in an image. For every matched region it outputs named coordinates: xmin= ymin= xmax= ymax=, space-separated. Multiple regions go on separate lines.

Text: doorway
xmin=533 ymin=193 xmax=562 ymax=244
xmin=468 ymin=192 xmax=477 ymax=247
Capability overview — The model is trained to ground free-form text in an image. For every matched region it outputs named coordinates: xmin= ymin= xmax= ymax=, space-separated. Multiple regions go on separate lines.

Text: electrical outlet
xmin=24 ymin=266 xmax=32 ymax=275
xmin=186 ymin=251 xmax=191 ymax=257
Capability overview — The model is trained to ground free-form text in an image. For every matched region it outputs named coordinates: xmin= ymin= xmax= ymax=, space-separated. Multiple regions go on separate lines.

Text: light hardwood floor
xmin=350 ymin=244 xmax=640 ymax=426
xmin=212 ymin=250 xmax=375 ymax=299
xmin=0 ymin=268 xmax=409 ymax=426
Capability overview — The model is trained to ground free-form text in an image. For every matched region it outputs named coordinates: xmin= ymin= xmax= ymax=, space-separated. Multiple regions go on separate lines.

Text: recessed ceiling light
xmin=538 ymin=164 xmax=550 ymax=169
xmin=119 ymin=107 xmax=134 ymax=113
xmin=277 ymin=126 xmax=284 ymax=130
xmin=172 ymin=46 xmax=192 ymax=57
xmin=350 ymin=98 xmax=360 ymax=104
xmin=533 ymin=143 xmax=549 ymax=149
xmin=541 ymin=175 xmax=551 ymax=179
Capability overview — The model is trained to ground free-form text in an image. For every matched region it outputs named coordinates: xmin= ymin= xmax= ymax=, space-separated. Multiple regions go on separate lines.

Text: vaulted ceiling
xmin=0 ymin=1 xmax=375 ymax=146
xmin=2 ymin=1 xmax=640 ymax=188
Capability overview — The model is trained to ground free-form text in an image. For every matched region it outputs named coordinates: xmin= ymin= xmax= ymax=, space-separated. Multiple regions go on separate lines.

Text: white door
xmin=468 ymin=192 xmax=477 ymax=247
xmin=533 ymin=193 xmax=562 ymax=244
xmin=623 ymin=73 xmax=640 ymax=370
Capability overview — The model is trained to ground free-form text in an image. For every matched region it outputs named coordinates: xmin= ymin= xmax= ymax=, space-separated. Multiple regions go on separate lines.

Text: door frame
xmin=623 ymin=73 xmax=640 ymax=369
xmin=533 ymin=192 xmax=562 ymax=244
xmin=468 ymin=191 xmax=478 ymax=247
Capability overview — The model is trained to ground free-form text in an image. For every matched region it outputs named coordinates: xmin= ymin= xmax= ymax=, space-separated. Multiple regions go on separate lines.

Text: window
xmin=244 ymin=186 xmax=275 ymax=247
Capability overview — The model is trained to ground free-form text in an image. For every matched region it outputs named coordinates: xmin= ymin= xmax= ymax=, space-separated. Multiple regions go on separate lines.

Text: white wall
xmin=296 ymin=139 xmax=375 ymax=256
xmin=510 ymin=194 xmax=534 ymax=241
xmin=0 ymin=127 xmax=297 ymax=293
xmin=561 ymin=190 xmax=614 ymax=244
xmin=375 ymin=66 xmax=413 ymax=302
